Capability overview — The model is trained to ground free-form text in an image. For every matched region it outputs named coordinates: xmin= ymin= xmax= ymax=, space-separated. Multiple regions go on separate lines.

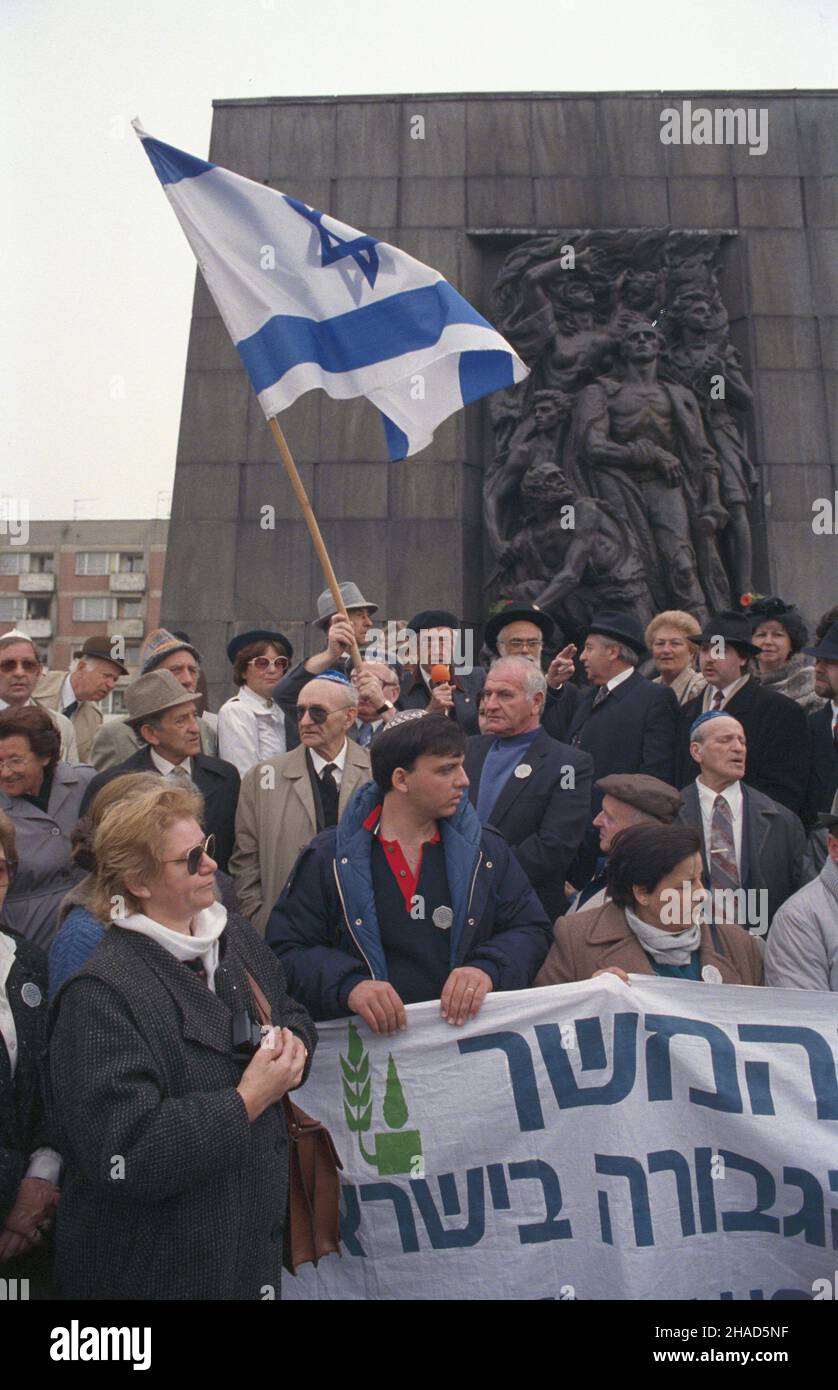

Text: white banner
xmin=283 ymin=977 xmax=838 ymax=1301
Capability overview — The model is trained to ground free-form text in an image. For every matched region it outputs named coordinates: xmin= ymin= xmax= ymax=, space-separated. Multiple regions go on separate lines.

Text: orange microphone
xmin=430 ymin=664 xmax=453 ymax=715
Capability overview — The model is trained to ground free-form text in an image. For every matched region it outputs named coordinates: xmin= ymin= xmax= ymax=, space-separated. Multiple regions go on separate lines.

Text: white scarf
xmin=624 ymin=905 xmax=701 ymax=966
xmin=115 ymin=900 xmax=227 ymax=991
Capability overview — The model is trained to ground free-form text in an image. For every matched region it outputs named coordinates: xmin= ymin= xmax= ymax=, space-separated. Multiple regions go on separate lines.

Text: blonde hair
xmin=0 ymin=809 xmax=17 ymax=870
xmin=90 ymin=783 xmax=205 ymax=923
xmin=73 ymin=773 xmax=171 ymax=872
xmin=645 ymin=610 xmax=702 ymax=647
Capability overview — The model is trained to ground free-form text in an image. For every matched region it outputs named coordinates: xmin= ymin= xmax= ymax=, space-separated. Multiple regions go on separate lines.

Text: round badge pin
xmin=514 ymin=764 xmax=532 ymax=779
xmin=432 ymin=905 xmax=454 ymax=931
xmin=701 ymin=964 xmax=722 ymax=985
xmin=21 ymin=981 xmax=42 ymax=1008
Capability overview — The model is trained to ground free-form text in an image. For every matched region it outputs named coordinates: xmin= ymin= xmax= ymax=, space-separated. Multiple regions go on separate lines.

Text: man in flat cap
xmin=678 ymin=710 xmax=805 ymax=930
xmin=35 ymin=634 xmax=127 ymax=762
xmin=765 ymin=793 xmax=838 ymax=992
xmin=674 ymin=610 xmax=809 ymax=816
xmin=397 ymin=610 xmax=485 ymax=735
xmin=80 ymin=669 xmax=240 ymax=872
xmin=568 ymin=773 xmax=684 ymax=914
xmin=87 ymin=628 xmax=219 ymax=770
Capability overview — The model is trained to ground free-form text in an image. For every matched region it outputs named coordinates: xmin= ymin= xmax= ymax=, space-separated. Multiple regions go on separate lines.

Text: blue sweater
xmin=48 ymin=905 xmax=105 ymax=1001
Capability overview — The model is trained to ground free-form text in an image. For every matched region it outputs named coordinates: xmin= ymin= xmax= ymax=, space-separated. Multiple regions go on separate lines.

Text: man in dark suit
xmin=80 ymin=669 xmax=240 ymax=872
xmin=803 ymin=622 xmax=838 ymax=830
xmin=398 ymin=609 xmax=484 ymax=735
xmin=674 ymin=611 xmax=809 ymax=816
xmin=678 ymin=710 xmax=805 ymax=930
xmin=465 ymin=656 xmax=593 ymax=921
xmin=565 ymin=612 xmax=678 ymax=790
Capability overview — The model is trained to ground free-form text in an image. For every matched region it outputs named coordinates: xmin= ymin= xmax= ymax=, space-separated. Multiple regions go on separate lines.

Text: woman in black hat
xmin=747 ymin=597 xmax=825 ymax=713
xmin=217 ymin=630 xmax=294 ymax=776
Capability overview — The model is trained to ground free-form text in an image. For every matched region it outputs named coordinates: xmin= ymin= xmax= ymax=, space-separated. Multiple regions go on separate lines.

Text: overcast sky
xmin=4 ymin=0 xmax=836 ymax=520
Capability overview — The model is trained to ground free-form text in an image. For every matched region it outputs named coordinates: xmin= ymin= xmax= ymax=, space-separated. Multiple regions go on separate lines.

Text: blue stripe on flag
xmin=379 ymin=412 xmax=410 ymax=461
xmin=140 ymin=136 xmax=215 ymax=186
xmin=458 ymin=350 xmax=515 ymax=405
xmin=237 ymin=281 xmax=489 ymax=393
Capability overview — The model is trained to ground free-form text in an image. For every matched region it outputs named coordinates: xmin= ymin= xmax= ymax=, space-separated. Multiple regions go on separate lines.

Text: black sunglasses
xmin=162 ymin=834 xmax=216 ymax=875
xmin=295 ymin=704 xmax=333 ymax=725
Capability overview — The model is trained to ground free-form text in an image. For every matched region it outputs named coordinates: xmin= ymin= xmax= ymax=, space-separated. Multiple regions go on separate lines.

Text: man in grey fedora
xmin=79 ymin=669 xmax=240 ymax=872
xmin=273 ymin=580 xmax=395 ymax=729
xmin=87 ymin=628 xmax=219 ymax=770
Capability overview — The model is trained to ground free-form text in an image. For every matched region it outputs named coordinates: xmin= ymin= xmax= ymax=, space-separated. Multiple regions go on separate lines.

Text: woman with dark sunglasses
xmin=0 ymin=809 xmax=61 ymax=1291
xmin=217 ymin=629 xmax=295 ymax=776
xmin=48 ymin=780 xmax=317 ymax=1300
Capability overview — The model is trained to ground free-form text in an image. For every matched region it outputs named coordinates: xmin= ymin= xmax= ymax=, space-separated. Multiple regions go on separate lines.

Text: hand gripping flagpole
xmin=267 ymin=417 xmax=364 ymax=671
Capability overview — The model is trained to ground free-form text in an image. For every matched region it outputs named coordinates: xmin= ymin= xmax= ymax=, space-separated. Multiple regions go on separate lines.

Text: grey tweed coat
xmin=48 ymin=912 xmax=317 ymax=1300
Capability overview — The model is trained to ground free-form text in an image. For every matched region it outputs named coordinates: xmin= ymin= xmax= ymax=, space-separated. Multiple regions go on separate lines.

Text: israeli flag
xmin=134 ymin=122 xmax=528 ymax=459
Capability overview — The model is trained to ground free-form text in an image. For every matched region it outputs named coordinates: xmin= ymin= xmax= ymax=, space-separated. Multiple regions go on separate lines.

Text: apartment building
xmin=0 ymin=520 xmax=168 ymax=714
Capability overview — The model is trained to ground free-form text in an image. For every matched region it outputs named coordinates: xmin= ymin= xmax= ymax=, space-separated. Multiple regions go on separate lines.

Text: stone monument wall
xmin=162 ymin=91 xmax=838 ymax=706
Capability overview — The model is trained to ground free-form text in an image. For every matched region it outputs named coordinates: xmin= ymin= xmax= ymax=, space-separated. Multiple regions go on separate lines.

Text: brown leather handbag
xmin=245 ymin=971 xmax=343 ymax=1275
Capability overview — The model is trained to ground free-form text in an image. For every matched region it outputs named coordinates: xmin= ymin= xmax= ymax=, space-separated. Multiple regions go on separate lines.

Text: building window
xmin=119 ymin=553 xmax=145 ymax=573
xmin=0 ymin=553 xmax=25 ymax=575
xmin=26 ymin=598 xmax=51 ymax=620
xmin=0 ymin=596 xmax=26 ymax=621
xmin=73 ymin=597 xmax=114 ymax=622
xmin=115 ymin=597 xmax=143 ymax=620
xmin=75 ymin=552 xmax=116 ymax=576
xmin=124 ymin=644 xmax=142 ymax=667
xmin=102 ymin=688 xmax=128 ymax=716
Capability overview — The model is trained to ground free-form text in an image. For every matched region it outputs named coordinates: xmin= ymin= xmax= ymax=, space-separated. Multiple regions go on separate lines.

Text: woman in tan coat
xmin=536 ymin=823 xmax=763 ymax=987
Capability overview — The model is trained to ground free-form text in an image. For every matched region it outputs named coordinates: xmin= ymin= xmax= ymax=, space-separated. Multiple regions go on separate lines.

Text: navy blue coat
xmin=804 ymin=702 xmax=838 ymax=830
xmin=675 ymin=676 xmax=809 ymax=816
xmin=566 ymin=670 xmax=679 ymax=793
xmin=464 ymin=728 xmax=594 ymax=922
xmin=265 ymin=781 xmax=552 ymax=1020
xmin=541 ymin=682 xmax=582 ymax=743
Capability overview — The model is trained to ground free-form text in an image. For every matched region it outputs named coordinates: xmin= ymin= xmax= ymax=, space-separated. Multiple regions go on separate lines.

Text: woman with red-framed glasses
xmin=217 ymin=629 xmax=295 ymax=776
xmin=0 ymin=809 xmax=61 ymax=1290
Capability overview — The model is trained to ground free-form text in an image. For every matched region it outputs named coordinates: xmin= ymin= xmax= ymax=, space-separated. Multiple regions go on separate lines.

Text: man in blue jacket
xmin=266 ymin=712 xmax=551 ymax=1032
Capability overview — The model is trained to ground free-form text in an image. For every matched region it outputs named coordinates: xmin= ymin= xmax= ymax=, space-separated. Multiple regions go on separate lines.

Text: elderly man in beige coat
xmin=231 ymin=673 xmax=371 ymax=936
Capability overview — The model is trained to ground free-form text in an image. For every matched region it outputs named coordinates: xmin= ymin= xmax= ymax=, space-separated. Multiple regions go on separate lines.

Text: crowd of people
xmin=0 ymin=583 xmax=836 ymax=1299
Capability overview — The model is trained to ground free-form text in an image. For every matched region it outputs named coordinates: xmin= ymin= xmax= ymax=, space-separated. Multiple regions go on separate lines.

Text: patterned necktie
xmin=592 ymin=685 xmax=610 ymax=709
xmin=711 ymin=689 xmax=724 ymax=710
xmin=356 ymin=721 xmax=373 ymax=748
xmin=320 ymin=764 xmax=339 ymax=827
xmin=170 ymin=764 xmax=193 ymax=788
xmin=709 ymin=793 xmax=740 ymax=892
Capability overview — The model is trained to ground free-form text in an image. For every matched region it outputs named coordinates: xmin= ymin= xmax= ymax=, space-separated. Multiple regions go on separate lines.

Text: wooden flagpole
xmin=268 ymin=416 xmax=364 ymax=671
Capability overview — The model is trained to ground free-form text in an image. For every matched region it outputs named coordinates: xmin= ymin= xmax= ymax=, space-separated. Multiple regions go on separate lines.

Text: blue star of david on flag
xmin=285 ymin=195 xmax=381 ymax=289
xmin=134 ymin=120 xmax=528 ymax=458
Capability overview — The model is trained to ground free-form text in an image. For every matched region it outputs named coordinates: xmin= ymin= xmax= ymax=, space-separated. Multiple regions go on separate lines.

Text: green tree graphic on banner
xmin=340 ymin=1022 xmax=423 ymax=1175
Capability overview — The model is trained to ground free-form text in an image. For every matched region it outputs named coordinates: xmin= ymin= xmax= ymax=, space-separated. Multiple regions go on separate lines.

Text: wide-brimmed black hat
xmin=694 ymin=611 xmax=761 ymax=657
xmin=406 ymin=609 xmax=460 ymax=633
xmin=586 ymin=611 xmax=647 ymax=658
xmin=226 ymin=629 xmax=293 ymax=664
xmin=484 ymin=603 xmax=555 ymax=654
xmin=804 ymin=622 xmax=838 ymax=663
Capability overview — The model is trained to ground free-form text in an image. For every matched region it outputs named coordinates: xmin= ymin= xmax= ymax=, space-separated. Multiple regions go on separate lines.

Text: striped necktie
xmin=711 ymin=689 xmax=724 ymax=710
xmin=709 ymin=794 xmax=740 ymax=892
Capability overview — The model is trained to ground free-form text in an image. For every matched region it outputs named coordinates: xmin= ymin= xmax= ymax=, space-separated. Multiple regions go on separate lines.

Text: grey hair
xmin=615 ymin=643 xmax=639 ymax=668
xmin=489 ymin=655 xmax=547 ymax=699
